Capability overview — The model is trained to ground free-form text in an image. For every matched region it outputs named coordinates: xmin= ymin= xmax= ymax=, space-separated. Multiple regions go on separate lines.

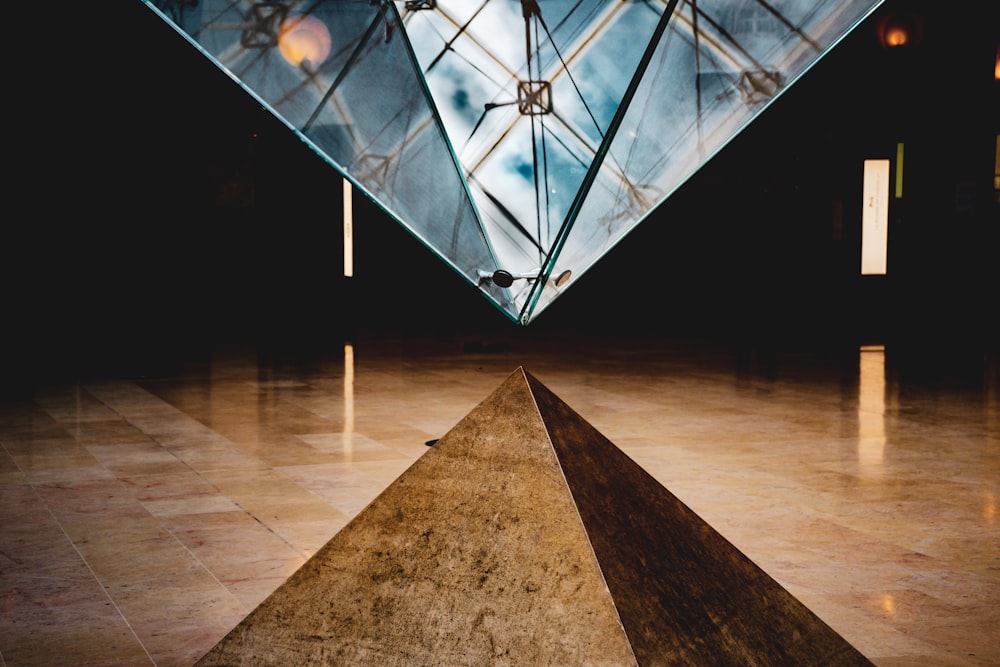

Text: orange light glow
xmin=278 ymin=15 xmax=332 ymax=68
xmin=877 ymin=12 xmax=923 ymax=50
xmin=858 ymin=345 xmax=886 ymax=474
xmin=880 ymin=594 xmax=896 ymax=618
xmin=883 ymin=25 xmax=909 ymax=47
xmin=995 ymin=45 xmax=999 ymax=81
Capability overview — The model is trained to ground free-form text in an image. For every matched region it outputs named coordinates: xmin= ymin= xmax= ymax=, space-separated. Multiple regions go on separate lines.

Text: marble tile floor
xmin=1 ymin=334 xmax=997 ymax=666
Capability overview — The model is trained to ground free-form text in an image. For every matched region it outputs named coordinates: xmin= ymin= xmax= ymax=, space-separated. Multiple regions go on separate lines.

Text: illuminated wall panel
xmin=861 ymin=159 xmax=890 ymax=275
xmin=343 ymin=178 xmax=353 ymax=278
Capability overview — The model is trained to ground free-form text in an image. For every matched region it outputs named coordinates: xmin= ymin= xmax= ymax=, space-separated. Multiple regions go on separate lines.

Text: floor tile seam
xmin=266 ymin=463 xmax=372 ymax=519
xmin=793 ymin=506 xmax=975 ymax=561
xmin=150 ymin=463 xmax=323 ymax=563
xmin=79 ymin=380 xmax=321 ymax=565
xmin=150 ymin=511 xmax=266 ymax=619
xmin=861 ymin=619 xmax=991 ymax=667
xmin=186 ymin=461 xmax=349 ymax=560
xmin=24 ymin=470 xmax=157 ymax=665
xmin=61 ymin=432 xmax=300 ymax=626
xmin=0 ymin=437 xmax=24 ymax=480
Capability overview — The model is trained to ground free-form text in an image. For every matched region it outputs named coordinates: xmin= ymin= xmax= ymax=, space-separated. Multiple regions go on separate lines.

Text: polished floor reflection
xmin=1 ymin=334 xmax=997 ymax=666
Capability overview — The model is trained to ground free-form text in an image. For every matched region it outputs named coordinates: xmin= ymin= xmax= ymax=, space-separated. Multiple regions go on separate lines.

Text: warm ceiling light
xmin=877 ymin=12 xmax=923 ymax=49
xmin=883 ymin=24 xmax=909 ymax=47
xmin=278 ymin=15 xmax=332 ymax=68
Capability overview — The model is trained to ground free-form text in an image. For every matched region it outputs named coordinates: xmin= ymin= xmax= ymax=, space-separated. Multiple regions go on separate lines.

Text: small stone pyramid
xmin=196 ymin=368 xmax=873 ymax=666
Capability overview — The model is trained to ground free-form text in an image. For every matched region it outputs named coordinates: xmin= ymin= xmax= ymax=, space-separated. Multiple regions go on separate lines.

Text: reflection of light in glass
xmin=278 ymin=15 xmax=332 ymax=68
xmin=343 ymin=179 xmax=353 ymax=278
xmin=880 ymin=594 xmax=896 ymax=617
xmin=859 ymin=345 xmax=886 ymax=474
xmin=343 ymin=343 xmax=355 ymax=455
xmin=985 ymin=492 xmax=996 ymax=525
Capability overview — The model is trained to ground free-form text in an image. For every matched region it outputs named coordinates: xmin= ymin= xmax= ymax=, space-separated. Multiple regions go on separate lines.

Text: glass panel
xmin=402 ymin=0 xmax=661 ymax=311
xmin=144 ymin=0 xmax=508 ymax=315
xmin=528 ymin=0 xmax=887 ymax=320
xmin=142 ymin=0 xmax=887 ymax=324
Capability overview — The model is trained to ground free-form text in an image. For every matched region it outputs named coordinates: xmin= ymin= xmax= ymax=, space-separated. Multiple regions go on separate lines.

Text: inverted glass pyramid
xmin=142 ymin=0 xmax=885 ymax=324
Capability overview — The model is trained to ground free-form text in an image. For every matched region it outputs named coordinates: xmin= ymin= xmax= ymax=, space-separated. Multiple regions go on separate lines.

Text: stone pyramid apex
xmin=197 ymin=368 xmax=872 ymax=665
